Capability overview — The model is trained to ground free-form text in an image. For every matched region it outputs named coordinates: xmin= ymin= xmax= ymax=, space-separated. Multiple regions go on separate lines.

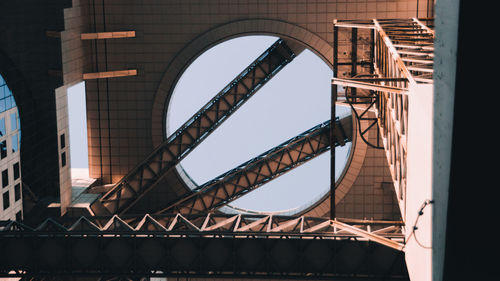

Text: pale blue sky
xmin=67 ymin=35 xmax=352 ymax=213
xmin=168 ymin=36 xmax=351 ymax=212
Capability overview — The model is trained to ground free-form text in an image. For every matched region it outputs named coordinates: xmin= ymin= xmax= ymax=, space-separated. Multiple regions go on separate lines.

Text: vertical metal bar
xmin=331 ymin=22 xmax=338 ymax=220
xmin=351 ymin=28 xmax=358 ymax=98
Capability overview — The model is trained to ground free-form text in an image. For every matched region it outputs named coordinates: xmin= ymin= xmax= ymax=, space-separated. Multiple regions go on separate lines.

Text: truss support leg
xmin=330 ymin=23 xmax=339 ymax=220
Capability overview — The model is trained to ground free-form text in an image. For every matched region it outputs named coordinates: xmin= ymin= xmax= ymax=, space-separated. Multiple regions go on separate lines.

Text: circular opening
xmin=166 ymin=35 xmax=352 ymax=213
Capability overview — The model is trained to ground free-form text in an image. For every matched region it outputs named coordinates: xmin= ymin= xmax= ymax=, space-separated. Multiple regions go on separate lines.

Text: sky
xmin=67 ymin=35 xmax=352 ymax=213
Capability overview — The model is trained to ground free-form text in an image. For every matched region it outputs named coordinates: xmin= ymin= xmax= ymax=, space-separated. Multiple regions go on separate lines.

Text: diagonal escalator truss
xmin=158 ymin=116 xmax=353 ymax=215
xmin=93 ymin=39 xmax=297 ymax=215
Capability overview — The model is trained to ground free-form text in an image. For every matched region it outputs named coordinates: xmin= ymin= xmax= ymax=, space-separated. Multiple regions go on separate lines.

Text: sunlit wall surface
xmin=0 ymin=74 xmax=22 ymax=221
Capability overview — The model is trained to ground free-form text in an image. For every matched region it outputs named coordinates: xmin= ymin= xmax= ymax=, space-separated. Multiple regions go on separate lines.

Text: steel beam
xmin=94 ymin=39 xmax=296 ymax=215
xmin=0 ymin=215 xmax=407 ymax=279
xmin=158 ymin=116 xmax=352 ymax=215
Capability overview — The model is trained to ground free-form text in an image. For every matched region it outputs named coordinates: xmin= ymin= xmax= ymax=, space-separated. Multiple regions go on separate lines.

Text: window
xmin=13 ymin=162 xmax=19 ymax=180
xmin=0 ymin=118 xmax=5 ymax=136
xmin=60 ymin=134 xmax=65 ymax=149
xmin=2 ymin=169 xmax=8 ymax=187
xmin=11 ymin=133 xmax=18 ymax=152
xmin=2 ymin=190 xmax=9 ymax=210
xmin=15 ymin=210 xmax=22 ymax=221
xmin=61 ymin=151 xmax=66 ymax=167
xmin=14 ymin=183 xmax=21 ymax=201
xmin=0 ymin=140 xmax=6 ymax=159
xmin=10 ymin=112 xmax=17 ymax=131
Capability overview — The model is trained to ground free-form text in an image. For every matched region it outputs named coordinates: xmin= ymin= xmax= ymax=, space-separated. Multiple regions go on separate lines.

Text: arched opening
xmin=165 ymin=36 xmax=352 ymax=213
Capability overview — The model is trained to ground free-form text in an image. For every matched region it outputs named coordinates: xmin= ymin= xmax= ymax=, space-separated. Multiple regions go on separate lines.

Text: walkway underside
xmin=0 ymin=215 xmax=408 ymax=280
xmin=158 ymin=116 xmax=352 ymax=215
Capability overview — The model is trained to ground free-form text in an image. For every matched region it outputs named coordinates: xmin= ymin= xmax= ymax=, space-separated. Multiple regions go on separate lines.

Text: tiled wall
xmin=77 ymin=0 xmax=429 ymax=184
xmin=58 ymin=0 xmax=430 ymax=217
xmin=55 ymin=85 xmax=72 ymax=214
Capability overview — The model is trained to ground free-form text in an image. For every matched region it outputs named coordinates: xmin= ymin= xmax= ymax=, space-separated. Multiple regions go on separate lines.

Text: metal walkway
xmin=1 ymin=215 xmax=408 ymax=279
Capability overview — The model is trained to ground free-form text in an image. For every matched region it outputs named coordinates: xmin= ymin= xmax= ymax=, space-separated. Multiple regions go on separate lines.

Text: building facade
xmin=0 ymin=74 xmax=22 ymax=221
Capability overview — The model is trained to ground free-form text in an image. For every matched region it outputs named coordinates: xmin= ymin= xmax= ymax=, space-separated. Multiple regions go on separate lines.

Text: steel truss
xmin=0 ymin=214 xmax=408 ymax=279
xmin=332 ymin=18 xmax=434 ymax=200
xmin=157 ymin=116 xmax=352 ymax=215
xmin=94 ymin=39 xmax=296 ymax=216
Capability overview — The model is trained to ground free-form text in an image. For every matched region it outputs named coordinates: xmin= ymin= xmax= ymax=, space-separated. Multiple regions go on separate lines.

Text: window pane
xmin=2 ymin=191 xmax=9 ymax=210
xmin=14 ymin=183 xmax=21 ymax=201
xmin=2 ymin=169 xmax=8 ymax=187
xmin=10 ymin=112 xmax=17 ymax=131
xmin=13 ymin=162 xmax=19 ymax=180
xmin=0 ymin=140 xmax=6 ymax=159
xmin=61 ymin=152 xmax=66 ymax=167
xmin=11 ymin=133 xmax=18 ymax=152
xmin=0 ymin=118 xmax=5 ymax=136
xmin=5 ymin=97 xmax=11 ymax=111
xmin=60 ymin=134 xmax=65 ymax=149
xmin=15 ymin=210 xmax=22 ymax=221
xmin=0 ymin=98 xmax=5 ymax=113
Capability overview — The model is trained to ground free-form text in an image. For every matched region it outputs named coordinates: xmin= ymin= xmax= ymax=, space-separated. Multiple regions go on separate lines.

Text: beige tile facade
xmin=61 ymin=0 xmax=431 ymax=216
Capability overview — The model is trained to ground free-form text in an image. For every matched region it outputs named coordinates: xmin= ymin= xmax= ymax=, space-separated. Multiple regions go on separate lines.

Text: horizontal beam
xmin=331 ymin=220 xmax=404 ymax=251
xmin=83 ymin=69 xmax=137 ymax=79
xmin=332 ymin=78 xmax=408 ymax=94
xmin=81 ymin=31 xmax=136 ymax=40
xmin=0 ymin=214 xmax=403 ymax=240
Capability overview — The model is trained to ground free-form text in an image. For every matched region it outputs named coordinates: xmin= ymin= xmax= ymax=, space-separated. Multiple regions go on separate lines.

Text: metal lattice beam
xmin=332 ymin=18 xmax=434 ymax=202
xmin=0 ymin=215 xmax=407 ymax=279
xmin=157 ymin=116 xmax=352 ymax=215
xmin=94 ymin=39 xmax=297 ymax=216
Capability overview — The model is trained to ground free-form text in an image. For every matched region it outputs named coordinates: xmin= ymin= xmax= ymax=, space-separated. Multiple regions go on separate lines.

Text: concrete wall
xmin=406 ymin=83 xmax=434 ymax=281
xmin=432 ymin=1 xmax=459 ymax=280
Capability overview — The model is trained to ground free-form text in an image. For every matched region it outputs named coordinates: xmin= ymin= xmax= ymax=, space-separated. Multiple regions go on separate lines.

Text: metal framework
xmin=332 ymin=18 xmax=434 ymax=201
xmin=157 ymin=116 xmax=352 ymax=215
xmin=0 ymin=215 xmax=407 ymax=279
xmin=94 ymin=39 xmax=296 ymax=216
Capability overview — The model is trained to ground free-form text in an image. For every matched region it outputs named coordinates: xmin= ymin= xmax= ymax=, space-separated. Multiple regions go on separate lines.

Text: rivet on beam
xmin=83 ymin=69 xmax=137 ymax=80
xmin=81 ymin=31 xmax=136 ymax=40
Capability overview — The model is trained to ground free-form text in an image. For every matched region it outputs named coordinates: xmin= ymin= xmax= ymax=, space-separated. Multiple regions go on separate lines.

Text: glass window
xmin=2 ymin=169 xmax=8 ymax=187
xmin=0 ymin=98 xmax=5 ymax=113
xmin=0 ymin=140 xmax=6 ymax=159
xmin=11 ymin=133 xmax=18 ymax=153
xmin=14 ymin=183 xmax=21 ymax=201
xmin=2 ymin=190 xmax=9 ymax=210
xmin=15 ymin=210 xmax=22 ymax=221
xmin=61 ymin=151 xmax=66 ymax=167
xmin=0 ymin=118 xmax=5 ymax=136
xmin=60 ymin=134 xmax=65 ymax=149
xmin=13 ymin=162 xmax=19 ymax=180
xmin=5 ymin=97 xmax=11 ymax=111
xmin=10 ymin=112 xmax=17 ymax=131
